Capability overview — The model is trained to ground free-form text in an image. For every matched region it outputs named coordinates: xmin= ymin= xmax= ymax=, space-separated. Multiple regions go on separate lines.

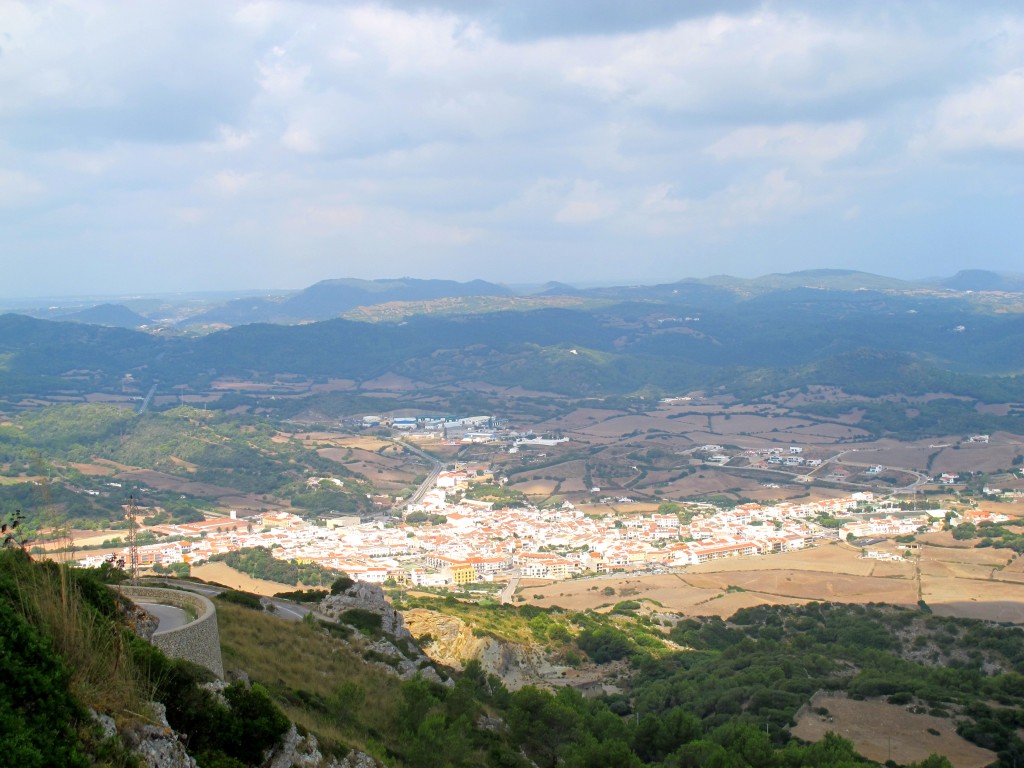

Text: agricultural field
xmin=792 ymin=693 xmax=995 ymax=768
xmin=517 ymin=536 xmax=1024 ymax=625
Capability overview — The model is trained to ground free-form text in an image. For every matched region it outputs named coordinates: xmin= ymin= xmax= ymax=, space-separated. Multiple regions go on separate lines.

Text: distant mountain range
xmin=3 ymin=266 xmax=1024 ymax=411
xmin=187 ymin=277 xmax=515 ymax=326
xmin=7 ymin=269 xmax=1024 ymax=330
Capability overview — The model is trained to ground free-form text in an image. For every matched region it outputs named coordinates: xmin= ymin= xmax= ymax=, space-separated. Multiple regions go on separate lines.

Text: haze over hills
xmin=1 ymin=268 xmax=1023 ymax=419
xmin=55 ymin=303 xmax=153 ymax=329
xmin=7 ymin=269 xmax=1024 ymax=330
xmin=187 ymin=277 xmax=515 ymax=326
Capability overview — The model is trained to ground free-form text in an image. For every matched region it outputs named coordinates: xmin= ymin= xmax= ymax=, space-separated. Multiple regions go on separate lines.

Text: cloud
xmin=1 ymin=1 xmax=1023 ymax=296
xmin=706 ymin=122 xmax=866 ymax=165
xmin=0 ymin=169 xmax=46 ymax=205
xmin=205 ymin=170 xmax=258 ymax=197
xmin=637 ymin=170 xmax=806 ymax=235
xmin=555 ymin=181 xmax=619 ymax=224
xmin=913 ymin=68 xmax=1024 ymax=154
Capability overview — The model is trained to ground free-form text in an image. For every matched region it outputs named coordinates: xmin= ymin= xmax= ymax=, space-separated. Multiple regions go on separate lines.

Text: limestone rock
xmin=122 ymin=703 xmax=196 ymax=768
xmin=265 ymin=724 xmax=324 ymax=768
xmin=403 ymin=609 xmax=484 ymax=669
xmin=89 ymin=709 xmax=117 ymax=740
xmin=124 ymin=601 xmax=159 ymax=642
xmin=319 ymin=583 xmax=410 ymax=639
xmin=404 ymin=608 xmax=561 ymax=690
xmin=333 ymin=749 xmax=382 ymax=768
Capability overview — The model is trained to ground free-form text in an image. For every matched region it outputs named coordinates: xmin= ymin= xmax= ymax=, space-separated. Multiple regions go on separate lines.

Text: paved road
xmin=394 ymin=440 xmax=444 ymax=510
xmin=141 ymin=579 xmax=315 ymax=622
xmin=138 ymin=602 xmax=191 ymax=632
xmin=137 ymin=383 xmax=158 ymax=415
xmin=499 ymin=569 xmax=521 ymax=605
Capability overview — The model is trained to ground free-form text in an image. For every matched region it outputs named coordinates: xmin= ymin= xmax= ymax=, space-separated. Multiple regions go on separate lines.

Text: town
xmin=83 ymin=467 xmax=1007 ymax=589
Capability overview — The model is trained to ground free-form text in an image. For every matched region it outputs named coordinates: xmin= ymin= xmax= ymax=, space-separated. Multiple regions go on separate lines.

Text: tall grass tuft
xmin=216 ymin=600 xmax=405 ymax=755
xmin=3 ymin=550 xmax=151 ymax=717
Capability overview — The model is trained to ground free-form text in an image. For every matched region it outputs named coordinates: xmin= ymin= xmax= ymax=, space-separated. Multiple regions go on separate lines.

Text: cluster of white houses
xmin=83 ymin=478 xmax=999 ymax=586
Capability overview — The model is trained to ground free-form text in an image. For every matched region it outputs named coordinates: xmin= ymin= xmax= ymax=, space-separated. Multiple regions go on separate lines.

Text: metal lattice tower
xmin=125 ymin=494 xmax=140 ymax=581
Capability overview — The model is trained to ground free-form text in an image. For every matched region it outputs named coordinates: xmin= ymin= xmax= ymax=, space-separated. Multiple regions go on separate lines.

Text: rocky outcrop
xmin=122 ymin=600 xmax=159 ymax=642
xmin=265 ymin=724 xmax=386 ymax=768
xmin=317 ymin=585 xmax=450 ymax=685
xmin=403 ymin=609 xmax=564 ymax=690
xmin=265 ymin=724 xmax=325 ymax=768
xmin=403 ymin=609 xmax=486 ymax=669
xmin=335 ymin=749 xmax=384 ymax=768
xmin=319 ymin=583 xmax=411 ymax=639
xmin=121 ymin=703 xmax=197 ymax=768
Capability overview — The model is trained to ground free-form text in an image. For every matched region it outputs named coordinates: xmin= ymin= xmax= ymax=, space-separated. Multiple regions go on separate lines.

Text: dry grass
xmin=792 ymin=693 xmax=995 ymax=768
xmin=190 ymin=562 xmax=309 ymax=597
xmin=215 ymin=601 xmax=404 ymax=754
xmin=9 ymin=557 xmax=150 ymax=717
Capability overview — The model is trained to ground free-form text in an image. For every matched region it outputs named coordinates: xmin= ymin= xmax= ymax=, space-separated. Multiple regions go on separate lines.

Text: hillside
xmin=187 ymin=277 xmax=514 ymax=326
xmin=57 ymin=303 xmax=153 ymax=329
xmin=6 ymin=546 xmax=1018 ymax=767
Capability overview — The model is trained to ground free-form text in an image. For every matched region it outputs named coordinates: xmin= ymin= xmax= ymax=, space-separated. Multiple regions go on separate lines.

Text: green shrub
xmin=330 ymin=575 xmax=355 ymax=595
xmin=340 ymin=608 xmax=383 ymax=635
xmin=216 ymin=590 xmax=264 ymax=611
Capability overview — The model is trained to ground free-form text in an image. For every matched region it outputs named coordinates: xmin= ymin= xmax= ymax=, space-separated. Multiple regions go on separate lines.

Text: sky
xmin=2 ymin=0 xmax=1023 ymax=297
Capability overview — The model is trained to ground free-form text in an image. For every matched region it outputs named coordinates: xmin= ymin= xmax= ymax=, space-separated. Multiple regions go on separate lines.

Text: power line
xmin=125 ymin=495 xmax=140 ymax=581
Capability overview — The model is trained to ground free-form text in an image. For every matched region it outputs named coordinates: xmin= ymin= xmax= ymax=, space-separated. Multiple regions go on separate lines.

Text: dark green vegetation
xmin=643 ymin=602 xmax=1024 ymax=764
xmin=384 ymin=598 xmax=988 ymax=768
xmin=0 ymin=549 xmax=290 ymax=767
xmin=3 ymin=278 xmax=1024 ymax=438
xmin=950 ymin=519 xmax=1024 ymax=553
xmin=393 ymin=594 xmax=1024 ymax=765
xmin=0 ymin=403 xmax=372 ymax=532
xmin=5 ymin=543 xmax=1020 ymax=768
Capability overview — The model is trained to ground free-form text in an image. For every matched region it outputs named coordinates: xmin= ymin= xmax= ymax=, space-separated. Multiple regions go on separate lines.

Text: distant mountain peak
xmin=58 ymin=303 xmax=152 ymax=328
xmin=940 ymin=269 xmax=1024 ymax=292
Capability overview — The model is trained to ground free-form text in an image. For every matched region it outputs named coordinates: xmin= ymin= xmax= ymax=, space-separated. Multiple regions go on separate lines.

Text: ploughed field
xmin=518 ymin=540 xmax=1024 ymax=623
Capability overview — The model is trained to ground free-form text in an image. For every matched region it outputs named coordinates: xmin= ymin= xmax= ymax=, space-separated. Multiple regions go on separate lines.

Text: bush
xmin=274 ymin=589 xmax=328 ymax=603
xmin=577 ymin=627 xmax=633 ymax=663
xmin=330 ymin=574 xmax=355 ymax=595
xmin=0 ymin=598 xmax=91 ymax=768
xmin=340 ymin=608 xmax=383 ymax=635
xmin=216 ymin=590 xmax=264 ymax=611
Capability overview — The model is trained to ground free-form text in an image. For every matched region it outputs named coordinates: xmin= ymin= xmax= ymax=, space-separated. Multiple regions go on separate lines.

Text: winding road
xmin=138 ymin=602 xmax=190 ymax=632
xmin=140 ymin=579 xmax=315 ymax=622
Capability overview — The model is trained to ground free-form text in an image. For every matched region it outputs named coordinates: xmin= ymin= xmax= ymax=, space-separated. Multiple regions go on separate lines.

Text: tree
xmin=953 ymin=522 xmax=978 ymax=540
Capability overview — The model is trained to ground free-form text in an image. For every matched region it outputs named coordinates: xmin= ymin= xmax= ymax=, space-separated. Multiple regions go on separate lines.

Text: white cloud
xmin=560 ymin=11 xmax=958 ymax=115
xmin=0 ymin=169 xmax=46 ymax=205
xmin=2 ymin=1 xmax=1023 ymax=294
xmin=637 ymin=170 xmax=807 ymax=235
xmin=706 ymin=122 xmax=866 ymax=165
xmin=205 ymin=170 xmax=257 ymax=196
xmin=555 ymin=181 xmax=619 ymax=224
xmin=913 ymin=68 xmax=1024 ymax=154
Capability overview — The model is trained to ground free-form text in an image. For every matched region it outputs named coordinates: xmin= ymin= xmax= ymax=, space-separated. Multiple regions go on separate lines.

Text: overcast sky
xmin=2 ymin=0 xmax=1023 ymax=297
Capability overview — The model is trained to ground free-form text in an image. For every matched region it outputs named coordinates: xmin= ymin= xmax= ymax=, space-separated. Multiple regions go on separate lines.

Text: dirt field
xmin=923 ymin=575 xmax=1024 ymax=621
xmin=520 ymin=543 xmax=921 ymax=614
xmin=518 ymin=537 xmax=1024 ymax=622
xmin=70 ymin=462 xmax=116 ymax=476
xmin=512 ymin=480 xmax=561 ymax=496
xmin=688 ymin=542 xmax=876 ymax=575
xmin=792 ymin=693 xmax=995 ymax=768
xmin=923 ymin=544 xmax=1015 ymax=567
xmin=190 ymin=562 xmax=314 ymax=597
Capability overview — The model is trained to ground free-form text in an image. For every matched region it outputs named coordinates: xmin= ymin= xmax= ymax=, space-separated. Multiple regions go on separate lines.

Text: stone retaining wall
xmin=119 ymin=586 xmax=225 ymax=679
